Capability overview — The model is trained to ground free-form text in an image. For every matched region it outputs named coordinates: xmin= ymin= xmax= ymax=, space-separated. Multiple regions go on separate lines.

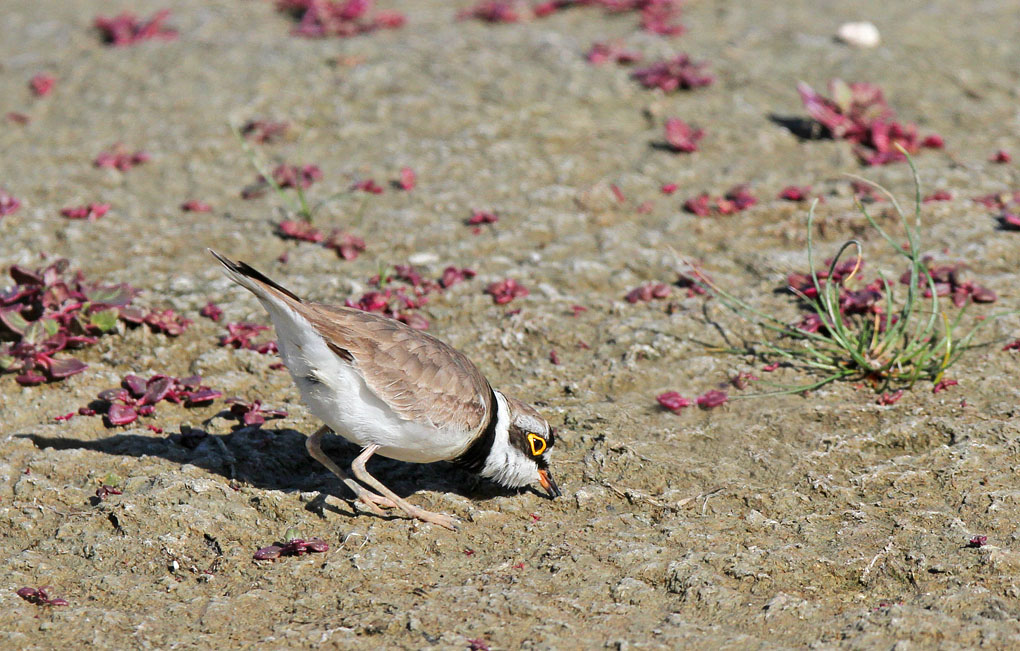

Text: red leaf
xmin=0 ymin=188 xmax=22 ymax=216
xmin=683 ymin=193 xmax=712 ymax=216
xmin=279 ymin=0 xmax=406 ymax=37
xmin=240 ymin=120 xmax=290 ymax=143
xmin=200 ymin=302 xmax=223 ymax=321
xmin=106 ymin=403 xmax=139 ymax=426
xmin=467 ymin=210 xmax=499 ymax=226
xmin=144 ymin=309 xmax=192 ymax=336
xmin=778 ymin=185 xmax=811 ymax=201
xmin=696 ymin=390 xmax=728 ymax=409
xmin=94 ymin=10 xmax=178 ymax=46
xmin=877 ymin=390 xmax=904 ymax=406
xmin=398 ymin=166 xmax=416 ymax=191
xmin=304 ymin=538 xmax=329 ymax=553
xmin=625 ymin=282 xmax=670 ymax=303
xmin=16 ymin=370 xmax=48 ymax=386
xmin=254 ymin=545 xmax=282 ymax=560
xmin=324 ymin=231 xmax=366 ymax=260
xmin=276 ymin=220 xmax=324 ymax=243
xmin=922 ymin=190 xmax=952 ymax=203
xmin=486 ymin=278 xmax=528 ymax=305
xmin=932 ymin=379 xmax=958 ymax=394
xmin=971 ymin=285 xmax=997 ymax=303
xmin=94 ymin=145 xmax=150 ymax=171
xmin=141 ymin=375 xmax=173 ymax=405
xmin=60 ymin=203 xmax=110 ymax=221
xmin=439 ymin=266 xmax=476 ymax=289
xmin=632 ymin=54 xmax=714 ymax=92
xmin=181 ymin=199 xmax=213 ymax=212
xmin=353 ymin=179 xmax=384 ymax=194
xmin=29 ymin=74 xmax=56 ymax=97
xmin=45 ymin=357 xmax=88 ymax=379
xmin=586 ymin=41 xmax=642 ymax=66
xmin=656 ymin=391 xmax=690 ymax=413
xmin=457 ymin=1 xmax=525 ymax=23
xmin=663 ymin=118 xmax=704 ymax=153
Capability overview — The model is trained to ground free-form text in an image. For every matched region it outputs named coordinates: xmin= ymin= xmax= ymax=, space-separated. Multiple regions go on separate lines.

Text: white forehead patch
xmin=513 ymin=412 xmax=546 ymax=435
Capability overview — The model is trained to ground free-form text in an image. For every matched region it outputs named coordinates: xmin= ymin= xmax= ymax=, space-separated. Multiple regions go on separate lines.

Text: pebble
xmin=837 ymin=21 xmax=881 ymax=48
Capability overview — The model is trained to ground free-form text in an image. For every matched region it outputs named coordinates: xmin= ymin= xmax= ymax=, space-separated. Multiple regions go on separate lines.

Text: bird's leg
xmin=351 ymin=444 xmax=458 ymax=530
xmin=306 ymin=426 xmax=397 ymax=515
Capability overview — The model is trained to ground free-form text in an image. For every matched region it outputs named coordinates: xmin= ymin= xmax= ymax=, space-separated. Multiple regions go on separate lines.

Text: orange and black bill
xmin=538 ymin=469 xmax=561 ymax=498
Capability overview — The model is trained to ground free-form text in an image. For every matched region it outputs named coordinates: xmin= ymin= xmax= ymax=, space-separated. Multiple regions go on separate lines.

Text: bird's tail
xmin=208 ymin=249 xmax=303 ymax=304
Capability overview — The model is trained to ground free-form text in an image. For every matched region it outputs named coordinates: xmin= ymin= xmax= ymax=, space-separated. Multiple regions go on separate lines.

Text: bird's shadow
xmin=19 ymin=424 xmax=535 ymax=519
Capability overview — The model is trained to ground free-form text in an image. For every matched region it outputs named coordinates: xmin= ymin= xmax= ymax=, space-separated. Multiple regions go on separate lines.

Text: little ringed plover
xmin=210 ymin=250 xmax=560 ymax=530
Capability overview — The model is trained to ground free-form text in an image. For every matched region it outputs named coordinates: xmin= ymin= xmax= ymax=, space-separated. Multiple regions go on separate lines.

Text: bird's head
xmin=491 ymin=393 xmax=561 ymax=498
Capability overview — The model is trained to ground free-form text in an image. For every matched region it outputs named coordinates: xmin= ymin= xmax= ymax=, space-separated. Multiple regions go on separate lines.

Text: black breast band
xmin=452 ymin=389 xmax=499 ymax=474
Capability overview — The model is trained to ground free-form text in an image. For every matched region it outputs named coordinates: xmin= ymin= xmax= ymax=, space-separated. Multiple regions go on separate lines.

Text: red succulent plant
xmin=797 ymin=79 xmax=943 ymax=166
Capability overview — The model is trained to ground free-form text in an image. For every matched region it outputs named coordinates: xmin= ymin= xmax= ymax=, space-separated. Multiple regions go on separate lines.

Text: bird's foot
xmin=404 ymin=506 xmax=458 ymax=531
xmin=357 ymin=490 xmax=398 ymax=513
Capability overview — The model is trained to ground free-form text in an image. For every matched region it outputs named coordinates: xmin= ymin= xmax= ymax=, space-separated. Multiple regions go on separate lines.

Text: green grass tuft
xmin=689 ymin=150 xmax=1014 ymax=395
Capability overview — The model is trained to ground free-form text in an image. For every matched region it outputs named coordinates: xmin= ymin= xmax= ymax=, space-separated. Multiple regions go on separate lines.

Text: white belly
xmin=265 ymin=301 xmax=468 ymax=463
xmin=293 ymin=360 xmax=468 ymax=463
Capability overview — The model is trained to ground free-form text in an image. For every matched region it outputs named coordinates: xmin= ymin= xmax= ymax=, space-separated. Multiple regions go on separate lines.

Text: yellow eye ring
xmin=527 ymin=433 xmax=547 ymax=456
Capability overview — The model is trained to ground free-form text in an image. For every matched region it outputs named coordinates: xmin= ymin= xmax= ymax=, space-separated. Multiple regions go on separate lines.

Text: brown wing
xmin=302 ymin=303 xmax=493 ymax=434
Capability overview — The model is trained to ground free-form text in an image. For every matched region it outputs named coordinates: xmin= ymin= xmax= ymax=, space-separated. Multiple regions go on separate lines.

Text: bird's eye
xmin=526 ymin=433 xmax=547 ymax=456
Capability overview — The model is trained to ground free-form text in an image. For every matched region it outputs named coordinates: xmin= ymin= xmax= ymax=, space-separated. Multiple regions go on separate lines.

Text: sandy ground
xmin=2 ymin=0 xmax=1020 ymax=648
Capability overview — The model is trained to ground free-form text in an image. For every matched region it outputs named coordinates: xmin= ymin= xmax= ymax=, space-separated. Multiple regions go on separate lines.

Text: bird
xmin=210 ymin=250 xmax=560 ymax=530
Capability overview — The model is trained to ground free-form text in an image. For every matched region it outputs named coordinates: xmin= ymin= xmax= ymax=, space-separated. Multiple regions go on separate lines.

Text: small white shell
xmin=837 ymin=21 xmax=881 ymax=48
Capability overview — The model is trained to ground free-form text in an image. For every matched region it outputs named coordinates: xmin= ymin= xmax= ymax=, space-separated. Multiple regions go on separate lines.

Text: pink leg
xmin=305 ymin=427 xmax=397 ymax=515
xmin=351 ymin=444 xmax=458 ymax=530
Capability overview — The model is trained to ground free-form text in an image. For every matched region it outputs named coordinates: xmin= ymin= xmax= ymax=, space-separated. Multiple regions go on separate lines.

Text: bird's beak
xmin=538 ymin=469 xmax=561 ymax=499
